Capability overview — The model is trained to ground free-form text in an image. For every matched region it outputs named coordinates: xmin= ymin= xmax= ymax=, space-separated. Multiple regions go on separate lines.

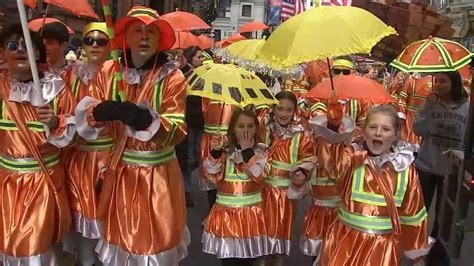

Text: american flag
xmin=319 ymin=0 xmax=352 ymax=6
xmin=281 ymin=0 xmax=306 ymax=21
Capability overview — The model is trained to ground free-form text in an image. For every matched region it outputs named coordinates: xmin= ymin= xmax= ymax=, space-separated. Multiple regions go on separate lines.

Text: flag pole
xmin=16 ymin=0 xmax=41 ymax=91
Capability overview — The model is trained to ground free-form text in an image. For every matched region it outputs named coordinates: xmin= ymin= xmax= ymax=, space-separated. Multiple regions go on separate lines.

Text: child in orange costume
xmin=261 ymin=91 xmax=314 ymax=265
xmin=314 ymin=102 xmax=432 ymax=265
xmin=202 ymin=109 xmax=270 ymax=265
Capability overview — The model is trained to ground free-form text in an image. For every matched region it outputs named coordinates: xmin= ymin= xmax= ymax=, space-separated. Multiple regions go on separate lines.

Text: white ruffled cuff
xmin=398 ymin=111 xmax=407 ymax=120
xmin=308 ymin=115 xmax=356 ymax=144
xmin=75 ymin=96 xmax=104 ymax=141
xmin=45 ymin=115 xmax=76 ymax=148
xmin=126 ymin=102 xmax=160 ymax=142
xmin=245 ymin=153 xmax=267 ymax=178
xmin=404 ymin=237 xmax=436 ymax=260
xmin=287 ymin=181 xmax=310 ymax=199
xmin=203 ymin=157 xmax=223 ymax=175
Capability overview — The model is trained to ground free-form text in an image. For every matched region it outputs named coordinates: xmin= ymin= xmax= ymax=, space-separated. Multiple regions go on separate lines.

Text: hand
xmin=292 ymin=170 xmax=307 ymax=187
xmin=210 ymin=134 xmax=224 ymax=151
xmin=37 ymin=104 xmax=58 ymax=129
xmin=327 ymin=92 xmax=343 ymax=128
xmin=237 ymin=131 xmax=255 ymax=150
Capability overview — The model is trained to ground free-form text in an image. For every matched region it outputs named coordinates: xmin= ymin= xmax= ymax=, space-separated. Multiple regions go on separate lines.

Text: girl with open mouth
xmin=309 ymin=101 xmax=432 ymax=265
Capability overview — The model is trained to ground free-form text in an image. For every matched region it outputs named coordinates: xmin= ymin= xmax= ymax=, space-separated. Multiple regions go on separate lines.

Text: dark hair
xmin=183 ymin=45 xmax=201 ymax=65
xmin=41 ymin=22 xmax=69 ymax=44
xmin=435 ymin=71 xmax=468 ymax=103
xmin=274 ymin=91 xmax=297 ymax=109
xmin=364 ymin=104 xmax=400 ymax=134
xmin=227 ymin=108 xmax=260 ymax=148
xmin=0 ymin=24 xmax=46 ymax=64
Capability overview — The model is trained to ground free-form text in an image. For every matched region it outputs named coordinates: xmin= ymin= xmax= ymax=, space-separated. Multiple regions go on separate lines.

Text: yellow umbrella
xmin=225 ymin=39 xmax=266 ymax=61
xmin=257 ymin=6 xmax=397 ymax=68
xmin=187 ymin=63 xmax=278 ymax=108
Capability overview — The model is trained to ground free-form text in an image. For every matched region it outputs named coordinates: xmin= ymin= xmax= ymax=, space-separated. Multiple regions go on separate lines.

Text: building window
xmin=241 ymin=4 xmax=252 ymax=17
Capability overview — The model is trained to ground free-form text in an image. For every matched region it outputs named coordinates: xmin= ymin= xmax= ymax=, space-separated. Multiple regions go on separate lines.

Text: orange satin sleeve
xmin=356 ymin=100 xmax=370 ymax=127
xmin=56 ymin=84 xmax=77 ymax=117
xmin=297 ymin=133 xmax=314 ymax=175
xmin=153 ymin=70 xmax=187 ymax=147
xmin=399 ymin=166 xmax=429 ymax=253
xmin=314 ymin=136 xmax=353 ymax=181
xmin=204 ymin=154 xmax=226 ymax=184
xmin=397 ymin=76 xmax=413 ymax=115
xmin=50 ymin=85 xmax=76 ymax=136
xmin=91 ymin=60 xmax=114 ymax=101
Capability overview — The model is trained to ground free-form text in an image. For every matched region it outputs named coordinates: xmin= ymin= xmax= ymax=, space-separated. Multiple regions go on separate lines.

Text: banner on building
xmin=268 ymin=0 xmax=283 ymax=26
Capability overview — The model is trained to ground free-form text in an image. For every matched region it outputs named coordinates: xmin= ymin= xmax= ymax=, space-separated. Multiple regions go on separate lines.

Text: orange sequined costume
xmin=76 ymin=58 xmax=189 ymax=265
xmin=0 ymin=73 xmax=75 ymax=264
xmin=202 ymin=146 xmax=271 ymax=258
xmin=262 ymin=121 xmax=314 ymax=255
xmin=309 ymin=115 xmax=431 ymax=266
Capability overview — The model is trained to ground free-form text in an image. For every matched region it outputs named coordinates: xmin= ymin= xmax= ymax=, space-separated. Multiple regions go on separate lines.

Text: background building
xmin=212 ymin=0 xmax=267 ymax=41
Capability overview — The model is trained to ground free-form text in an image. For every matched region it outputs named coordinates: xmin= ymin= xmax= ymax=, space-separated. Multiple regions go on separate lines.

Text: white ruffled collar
xmin=74 ymin=62 xmax=99 ymax=84
xmin=268 ymin=120 xmax=306 ymax=140
xmin=9 ymin=73 xmax=65 ymax=106
xmin=353 ymin=140 xmax=416 ymax=172
xmin=124 ymin=60 xmax=179 ymax=86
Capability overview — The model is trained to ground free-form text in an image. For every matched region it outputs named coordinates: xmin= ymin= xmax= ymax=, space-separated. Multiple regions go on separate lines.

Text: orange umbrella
xmin=25 ymin=0 xmax=36 ymax=9
xmin=306 ymin=74 xmax=395 ymax=103
xmin=161 ymin=11 xmax=211 ymax=31
xmin=28 ymin=18 xmax=74 ymax=34
xmin=172 ymin=31 xmax=201 ymax=50
xmin=215 ymin=33 xmax=246 ymax=48
xmin=239 ymin=21 xmax=269 ymax=33
xmin=391 ymin=36 xmax=472 ymax=73
xmin=198 ymin=35 xmax=214 ymax=50
xmin=44 ymin=0 xmax=98 ymax=19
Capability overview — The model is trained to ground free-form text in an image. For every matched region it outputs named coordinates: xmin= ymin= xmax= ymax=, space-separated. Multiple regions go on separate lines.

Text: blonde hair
xmin=363 ymin=105 xmax=400 ymax=133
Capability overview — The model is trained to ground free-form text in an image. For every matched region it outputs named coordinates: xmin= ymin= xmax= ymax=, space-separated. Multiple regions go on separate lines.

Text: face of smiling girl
xmin=273 ymin=98 xmax=295 ymax=126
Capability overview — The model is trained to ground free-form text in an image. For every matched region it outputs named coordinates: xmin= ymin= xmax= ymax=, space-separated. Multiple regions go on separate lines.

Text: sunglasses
xmin=333 ymin=69 xmax=351 ymax=75
xmin=5 ymin=41 xmax=26 ymax=51
xmin=83 ymin=37 xmax=109 ymax=47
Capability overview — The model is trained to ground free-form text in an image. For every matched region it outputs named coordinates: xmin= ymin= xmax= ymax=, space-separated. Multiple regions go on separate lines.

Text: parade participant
xmin=262 ymin=91 xmax=314 ymax=265
xmin=199 ymin=99 xmax=238 ymax=210
xmin=202 ymin=108 xmax=270 ymax=265
xmin=176 ymin=45 xmax=205 ymax=207
xmin=314 ymin=103 xmax=431 ymax=265
xmin=74 ymin=6 xmax=189 ymax=265
xmin=62 ymin=22 xmax=111 ymax=265
xmin=0 ymin=24 xmax=75 ymax=265
xmin=41 ymin=22 xmax=70 ymax=73
xmin=414 ymin=71 xmax=469 ymax=237
xmin=398 ymin=73 xmax=433 ymax=146
xmin=309 ymin=57 xmax=370 ymax=132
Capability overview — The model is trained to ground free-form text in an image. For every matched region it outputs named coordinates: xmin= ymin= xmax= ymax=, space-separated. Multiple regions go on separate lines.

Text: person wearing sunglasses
xmin=61 ymin=22 xmax=110 ymax=266
xmin=0 ymin=24 xmax=76 ymax=265
xmin=331 ymin=57 xmax=355 ymax=76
